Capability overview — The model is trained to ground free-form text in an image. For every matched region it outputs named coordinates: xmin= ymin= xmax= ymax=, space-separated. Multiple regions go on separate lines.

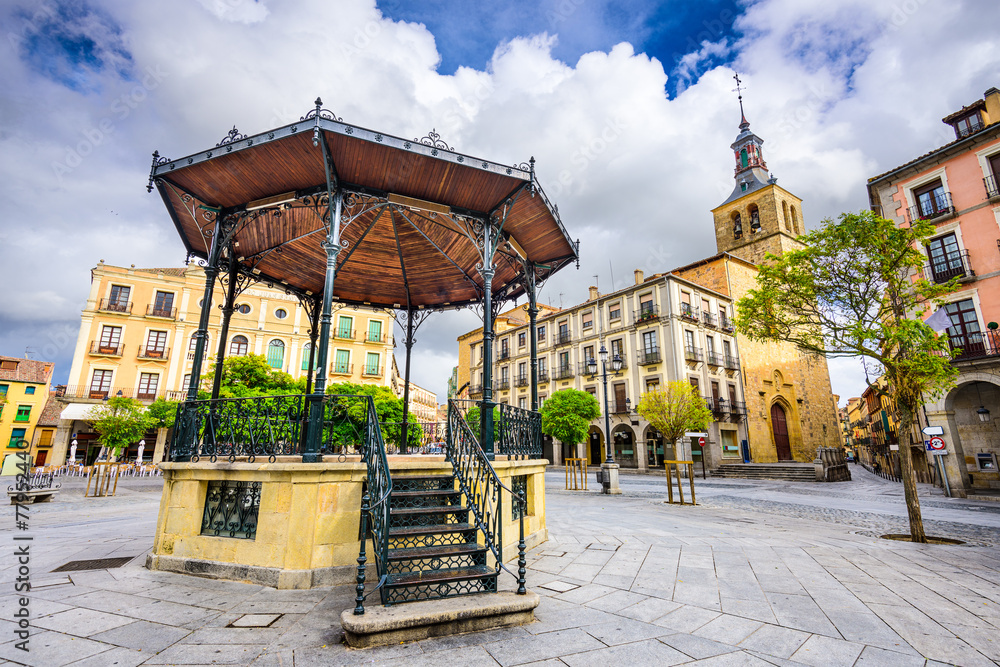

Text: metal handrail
xmin=353 ymin=394 xmax=392 ymax=613
xmin=447 ymin=400 xmax=527 ymax=595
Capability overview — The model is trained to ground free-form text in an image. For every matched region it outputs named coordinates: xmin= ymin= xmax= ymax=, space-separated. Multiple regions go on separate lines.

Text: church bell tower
xmin=712 ymin=75 xmax=805 ymax=265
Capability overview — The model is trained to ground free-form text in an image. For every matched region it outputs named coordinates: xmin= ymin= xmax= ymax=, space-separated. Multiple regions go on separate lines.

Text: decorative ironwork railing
xmin=684 ymin=346 xmax=704 ymax=363
xmin=379 ymin=421 xmax=446 ymax=450
xmin=331 ymin=363 xmax=354 ymax=376
xmin=364 ymin=332 xmax=387 ymax=343
xmin=57 ymin=385 xmax=135 ymax=400
xmin=729 ymin=401 xmax=747 ymax=422
xmin=335 ymin=328 xmax=357 ymax=340
xmin=719 ymin=313 xmax=734 ymax=332
xmin=702 ymin=312 xmax=718 ymax=328
xmin=138 ymin=346 xmax=170 ymax=360
xmin=924 ymin=249 xmax=973 ymax=284
xmin=146 ymin=305 xmax=177 ymax=319
xmin=98 ymin=298 xmax=132 ymax=314
xmin=907 ymin=191 xmax=953 ymax=222
xmin=497 ymin=403 xmax=542 ymax=460
xmin=553 ymin=364 xmax=574 ymax=380
xmin=679 ymin=303 xmax=699 ymax=322
xmin=514 ymin=374 xmax=529 ymax=387
xmin=350 ymin=394 xmax=392 ymax=611
xmin=724 ymin=354 xmax=740 ymax=371
xmin=174 ymin=394 xmax=307 ymax=462
xmin=637 ymin=348 xmax=660 ymax=365
xmin=446 ymin=400 xmax=527 ymax=596
xmin=985 ymin=174 xmax=1000 ymax=200
xmin=90 ymin=341 xmax=124 ymax=356
xmin=497 ymin=378 xmax=510 ymax=390
xmin=634 ymin=305 xmax=658 ymax=324
xmin=499 ymin=348 xmax=511 ymax=360
xmin=554 ymin=330 xmax=572 ymax=345
xmin=706 ymin=352 xmax=724 ymax=367
xmin=947 ymin=330 xmax=1000 ymax=361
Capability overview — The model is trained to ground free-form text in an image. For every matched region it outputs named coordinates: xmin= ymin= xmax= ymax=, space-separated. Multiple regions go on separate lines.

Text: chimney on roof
xmin=634 ymin=269 xmax=644 ymax=285
xmin=985 ymin=87 xmax=1000 ymax=126
xmin=588 ymin=285 xmax=599 ymax=300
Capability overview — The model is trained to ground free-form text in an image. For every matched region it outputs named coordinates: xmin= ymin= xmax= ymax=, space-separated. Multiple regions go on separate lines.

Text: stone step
xmin=711 ymin=464 xmax=815 ymax=481
xmin=384 ymin=566 xmax=498 ymax=604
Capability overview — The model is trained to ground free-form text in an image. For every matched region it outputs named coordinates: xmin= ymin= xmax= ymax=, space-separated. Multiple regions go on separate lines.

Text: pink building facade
xmin=868 ymin=86 xmax=1000 ymax=497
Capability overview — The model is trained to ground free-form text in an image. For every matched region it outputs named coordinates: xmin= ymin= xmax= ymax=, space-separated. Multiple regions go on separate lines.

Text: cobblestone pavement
xmin=0 ymin=471 xmax=999 ymax=665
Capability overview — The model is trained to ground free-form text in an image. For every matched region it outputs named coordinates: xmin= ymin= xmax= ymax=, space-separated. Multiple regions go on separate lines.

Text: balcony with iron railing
xmin=137 ymin=346 xmax=170 ymax=361
xmin=335 ymin=328 xmax=356 ymax=341
xmin=706 ymin=352 xmax=724 ymax=367
xmin=497 ymin=378 xmax=510 ymax=391
xmin=612 ymin=400 xmax=630 ymax=414
xmin=554 ymin=330 xmax=572 ymax=345
xmin=986 ymin=174 xmax=1000 ymax=200
xmin=537 ymin=370 xmax=549 ymax=383
xmin=957 ymin=116 xmax=984 ymax=138
xmin=499 ymin=348 xmax=511 ymax=360
xmin=469 ymin=384 xmax=484 ymax=396
xmin=146 ymin=304 xmax=177 ymax=319
xmin=362 ymin=365 xmax=384 ymax=378
xmin=728 ymin=401 xmax=747 ymax=422
xmin=58 ymin=385 xmax=136 ymax=401
xmin=364 ymin=331 xmax=387 ymax=344
xmin=89 ymin=341 xmax=124 ymax=357
xmin=679 ymin=303 xmax=700 ymax=322
xmin=947 ymin=330 xmax=1000 ymax=361
xmin=925 ymin=249 xmax=974 ymax=284
xmin=552 ymin=364 xmax=574 ymax=380
xmin=637 ymin=348 xmax=661 ymax=365
xmin=907 ymin=191 xmax=954 ymax=223
xmin=702 ymin=311 xmax=718 ymax=328
xmin=705 ymin=397 xmax=728 ymax=419
xmin=719 ymin=313 xmax=734 ymax=332
xmin=684 ymin=345 xmax=704 ymax=363
xmin=514 ymin=374 xmax=529 ymax=387
xmin=724 ymin=354 xmax=740 ymax=371
xmin=98 ymin=298 xmax=132 ymax=314
xmin=331 ymin=363 xmax=354 ymax=376
xmin=635 ymin=304 xmax=659 ymax=325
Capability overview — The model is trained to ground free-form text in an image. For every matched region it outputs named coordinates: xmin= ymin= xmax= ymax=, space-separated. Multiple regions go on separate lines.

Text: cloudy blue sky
xmin=2 ymin=0 xmax=999 ymax=405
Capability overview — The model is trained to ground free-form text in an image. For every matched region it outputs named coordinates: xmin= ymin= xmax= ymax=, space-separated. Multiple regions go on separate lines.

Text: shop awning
xmin=59 ymin=403 xmax=96 ymax=421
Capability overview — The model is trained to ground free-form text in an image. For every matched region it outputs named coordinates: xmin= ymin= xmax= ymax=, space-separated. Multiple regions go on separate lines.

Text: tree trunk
xmin=897 ymin=402 xmax=926 ymax=542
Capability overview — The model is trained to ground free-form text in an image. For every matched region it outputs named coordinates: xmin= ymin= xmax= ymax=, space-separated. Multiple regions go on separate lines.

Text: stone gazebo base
xmin=148 ymin=456 xmax=548 ymax=590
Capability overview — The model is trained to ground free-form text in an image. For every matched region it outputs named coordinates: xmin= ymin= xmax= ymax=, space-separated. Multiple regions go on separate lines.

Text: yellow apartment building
xmin=56 ymin=262 xmax=396 ymax=465
xmin=0 ymin=356 xmax=55 ymax=469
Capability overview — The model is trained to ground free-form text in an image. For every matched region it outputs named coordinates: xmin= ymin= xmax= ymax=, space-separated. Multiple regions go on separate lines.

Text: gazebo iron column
xmin=389 ymin=305 xmax=435 ymax=454
xmin=176 ymin=214 xmax=236 ymax=461
xmin=211 ymin=248 xmax=241 ymax=400
xmin=303 ymin=133 xmax=343 ymax=463
xmin=479 ymin=216 xmax=498 ymax=460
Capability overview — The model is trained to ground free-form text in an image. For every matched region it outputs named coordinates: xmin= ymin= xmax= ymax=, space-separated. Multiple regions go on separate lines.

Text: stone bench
xmin=7 ymin=487 xmax=60 ymax=504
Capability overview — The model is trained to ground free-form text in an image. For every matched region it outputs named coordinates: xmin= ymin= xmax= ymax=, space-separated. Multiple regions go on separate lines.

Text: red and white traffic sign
xmin=926 ymin=436 xmax=947 ymax=455
xmin=698 ymin=437 xmax=706 ymax=447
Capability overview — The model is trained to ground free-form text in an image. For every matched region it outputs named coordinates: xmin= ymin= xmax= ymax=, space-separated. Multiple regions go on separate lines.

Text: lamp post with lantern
xmin=587 ymin=344 xmax=623 ymax=494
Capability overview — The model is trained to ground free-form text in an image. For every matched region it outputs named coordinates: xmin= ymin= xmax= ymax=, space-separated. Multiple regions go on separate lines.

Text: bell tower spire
xmin=711 ymin=71 xmax=804 ymax=265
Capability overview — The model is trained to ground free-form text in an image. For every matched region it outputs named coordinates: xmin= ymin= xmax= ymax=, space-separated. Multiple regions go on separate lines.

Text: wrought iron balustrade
xmin=56 ymin=385 xmax=135 ymax=400
xmin=364 ymin=332 xmax=387 ymax=343
xmin=985 ymin=174 xmax=1000 ymax=200
xmin=335 ymin=329 xmax=357 ymax=340
xmin=729 ymin=401 xmax=747 ymax=422
xmin=469 ymin=384 xmax=484 ymax=396
xmin=634 ymin=305 xmax=658 ymax=324
xmin=680 ymin=303 xmax=700 ymax=322
xmin=497 ymin=378 xmax=510 ymax=390
xmin=514 ymin=374 xmax=529 ymax=387
xmin=552 ymin=365 xmax=574 ymax=380
xmin=637 ymin=348 xmax=660 ymax=365
xmin=362 ymin=365 xmax=384 ymax=378
xmin=498 ymin=348 xmax=511 ymax=360
xmin=907 ymin=191 xmax=954 ymax=222
xmin=497 ymin=403 xmax=542 ymax=459
xmin=705 ymin=397 xmax=728 ymax=418
xmin=201 ymin=480 xmax=261 ymax=539
xmin=537 ymin=370 xmax=549 ymax=382
xmin=554 ymin=330 xmax=572 ymax=345
xmin=446 ymin=400 xmax=527 ymax=598
xmin=948 ymin=330 xmax=1000 ymax=361
xmin=612 ymin=401 xmax=630 ymax=414
xmin=702 ymin=312 xmax=718 ymax=328
xmin=146 ymin=305 xmax=177 ymax=319
xmin=724 ymin=355 xmax=740 ymax=371
xmin=957 ymin=116 xmax=984 ymax=137
xmin=707 ymin=352 xmax=724 ymax=367
xmin=925 ymin=249 xmax=973 ymax=284
xmin=684 ymin=346 xmax=704 ymax=363
xmin=89 ymin=341 xmax=124 ymax=356
xmin=719 ymin=314 xmax=734 ymax=332
xmin=331 ymin=363 xmax=354 ymax=376
xmin=98 ymin=298 xmax=132 ymax=314
xmin=138 ymin=346 xmax=170 ymax=360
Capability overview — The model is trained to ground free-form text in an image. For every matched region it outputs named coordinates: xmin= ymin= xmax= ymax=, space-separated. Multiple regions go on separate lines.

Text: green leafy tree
xmin=636 ymin=382 xmax=713 ymax=454
xmin=87 ymin=397 xmax=155 ymax=461
xmin=541 ymin=389 xmax=600 ymax=454
xmin=734 ymin=210 xmax=958 ymax=543
xmin=324 ymin=382 xmax=420 ymax=450
xmin=146 ymin=398 xmax=180 ymax=429
xmin=201 ymin=354 xmax=302 ymax=398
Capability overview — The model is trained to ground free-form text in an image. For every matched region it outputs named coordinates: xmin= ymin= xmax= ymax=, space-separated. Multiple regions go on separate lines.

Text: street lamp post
xmin=587 ymin=345 xmax=623 ymax=495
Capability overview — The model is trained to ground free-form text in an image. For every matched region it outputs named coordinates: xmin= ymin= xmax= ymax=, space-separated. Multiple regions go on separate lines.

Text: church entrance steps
xmin=710 ymin=462 xmax=816 ymax=482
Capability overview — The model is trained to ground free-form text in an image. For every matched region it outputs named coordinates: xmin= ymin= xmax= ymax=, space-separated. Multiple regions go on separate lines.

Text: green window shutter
xmin=266 ymin=340 xmax=285 ymax=369
xmin=15 ymin=405 xmax=31 ymax=422
xmin=301 ymin=343 xmax=313 ymax=371
xmin=335 ymin=350 xmax=350 ymax=373
xmin=365 ymin=352 xmax=379 ymax=375
xmin=338 ymin=316 xmax=353 ymax=339
xmin=9 ymin=428 xmax=26 ymax=448
xmin=368 ymin=320 xmax=382 ymax=342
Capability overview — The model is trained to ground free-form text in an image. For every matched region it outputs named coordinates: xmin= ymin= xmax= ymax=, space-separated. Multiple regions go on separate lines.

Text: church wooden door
xmin=771 ymin=403 xmax=792 ymax=461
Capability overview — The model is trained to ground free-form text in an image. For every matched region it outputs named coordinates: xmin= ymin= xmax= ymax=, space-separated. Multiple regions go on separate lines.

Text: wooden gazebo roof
xmin=148 ymin=102 xmax=578 ymax=309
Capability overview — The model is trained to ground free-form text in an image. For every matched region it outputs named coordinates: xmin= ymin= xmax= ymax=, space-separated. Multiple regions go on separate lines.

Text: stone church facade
xmin=676 ymin=109 xmax=841 ymax=462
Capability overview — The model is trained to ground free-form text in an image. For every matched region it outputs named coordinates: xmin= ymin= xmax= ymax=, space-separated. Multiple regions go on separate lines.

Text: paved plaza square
xmin=2 ymin=467 xmax=999 ymax=666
